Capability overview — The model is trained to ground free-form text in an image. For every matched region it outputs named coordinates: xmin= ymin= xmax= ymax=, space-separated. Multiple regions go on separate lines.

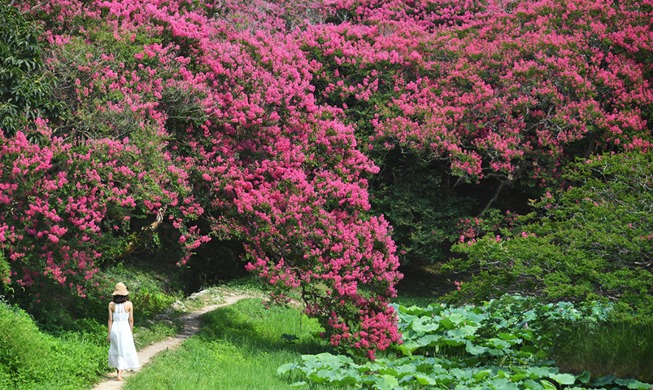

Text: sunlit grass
xmin=124 ymin=299 xmax=335 ymax=389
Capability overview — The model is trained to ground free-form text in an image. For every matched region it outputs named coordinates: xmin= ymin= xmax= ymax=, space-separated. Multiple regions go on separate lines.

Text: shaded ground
xmin=395 ymin=261 xmax=461 ymax=304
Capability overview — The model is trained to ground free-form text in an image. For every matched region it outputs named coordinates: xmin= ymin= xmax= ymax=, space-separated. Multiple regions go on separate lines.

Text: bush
xmin=98 ymin=260 xmax=182 ymax=323
xmin=445 ymin=152 xmax=653 ymax=317
xmin=0 ymin=4 xmax=63 ymax=136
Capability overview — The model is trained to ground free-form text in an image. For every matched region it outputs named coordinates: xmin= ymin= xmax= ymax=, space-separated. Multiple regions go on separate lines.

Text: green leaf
xmin=397 ymin=343 xmax=418 ymax=356
xmin=277 ymin=363 xmax=298 ymax=375
xmin=307 ymin=372 xmax=328 ymax=383
xmin=523 ymin=379 xmax=544 ymax=390
xmin=473 ymin=369 xmax=492 ymax=380
xmin=443 ymin=338 xmax=465 ymax=346
xmin=412 ymin=318 xmax=440 ymax=333
xmin=525 ymin=366 xmax=554 ymax=378
xmin=615 ymin=378 xmax=653 ymax=390
xmin=576 ymin=371 xmax=591 ymax=384
xmin=486 ymin=338 xmax=512 ymax=349
xmin=540 ymin=380 xmax=557 ymax=390
xmin=449 ymin=325 xmax=478 ymax=338
xmin=417 ymin=334 xmax=442 ymax=347
xmin=439 ymin=313 xmax=465 ymax=329
xmin=549 ymin=373 xmax=576 ymax=385
xmin=465 ymin=341 xmax=488 ymax=356
xmin=498 ymin=332 xmax=519 ymax=341
xmin=375 ymin=374 xmax=400 ymax=390
xmin=488 ymin=379 xmax=520 ymax=390
xmin=414 ymin=373 xmax=436 ymax=385
xmin=592 ymin=374 xmax=617 ymax=386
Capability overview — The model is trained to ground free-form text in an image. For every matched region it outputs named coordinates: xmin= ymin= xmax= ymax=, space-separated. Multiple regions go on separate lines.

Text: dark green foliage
xmin=445 ymin=152 xmax=653 ymax=316
xmin=180 ymin=239 xmax=247 ymax=293
xmin=369 ymin=147 xmax=537 ymax=264
xmin=0 ymin=251 xmax=8 ymax=287
xmin=9 ymin=260 xmax=181 ymax=334
xmin=0 ymin=4 xmax=63 ymax=136
xmin=370 ymin=149 xmax=475 ymax=264
xmin=92 ymin=260 xmax=182 ymax=326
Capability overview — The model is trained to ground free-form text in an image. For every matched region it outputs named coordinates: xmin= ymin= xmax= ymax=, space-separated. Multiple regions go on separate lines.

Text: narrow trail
xmin=92 ymin=293 xmax=252 ymax=390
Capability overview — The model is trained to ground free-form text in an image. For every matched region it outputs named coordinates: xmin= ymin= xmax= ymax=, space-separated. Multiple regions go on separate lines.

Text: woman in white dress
xmin=107 ymin=282 xmax=139 ymax=381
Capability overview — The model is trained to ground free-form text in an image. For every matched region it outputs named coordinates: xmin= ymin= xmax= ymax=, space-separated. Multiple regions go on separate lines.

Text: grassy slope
xmin=124 ymin=299 xmax=335 ymax=390
xmin=0 ymin=301 xmax=106 ymax=390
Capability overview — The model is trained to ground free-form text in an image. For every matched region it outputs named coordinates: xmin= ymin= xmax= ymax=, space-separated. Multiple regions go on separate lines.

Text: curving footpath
xmin=93 ymin=294 xmax=252 ymax=390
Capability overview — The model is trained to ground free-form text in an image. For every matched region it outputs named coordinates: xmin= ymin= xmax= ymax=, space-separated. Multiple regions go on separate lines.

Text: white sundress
xmin=108 ymin=303 xmax=140 ymax=370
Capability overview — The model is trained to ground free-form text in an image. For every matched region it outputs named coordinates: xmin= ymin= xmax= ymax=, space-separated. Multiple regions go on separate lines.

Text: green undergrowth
xmin=0 ymin=299 xmax=106 ymax=389
xmin=6 ymin=259 xmax=184 ymax=337
xmin=552 ymin=321 xmax=653 ymax=383
xmin=280 ymin=295 xmax=653 ymax=389
xmin=0 ymin=259 xmax=229 ymax=389
xmin=124 ymin=298 xmax=336 ymax=389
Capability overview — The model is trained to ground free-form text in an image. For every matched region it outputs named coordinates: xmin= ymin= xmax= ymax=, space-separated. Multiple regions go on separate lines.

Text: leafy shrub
xmin=99 ymin=261 xmax=181 ymax=321
xmin=132 ymin=288 xmax=178 ymax=320
xmin=7 ymin=259 xmax=181 ymax=337
xmin=0 ymin=251 xmax=8 ymax=285
xmin=393 ymin=295 xmax=612 ymax=364
xmin=445 ymin=152 xmax=653 ymax=317
xmin=0 ymin=3 xmax=63 ymax=136
xmin=369 ymin=150 xmax=475 ymax=263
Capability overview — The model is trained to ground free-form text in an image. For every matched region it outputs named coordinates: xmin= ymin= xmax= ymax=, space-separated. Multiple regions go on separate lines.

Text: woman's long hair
xmin=112 ymin=295 xmax=129 ymax=304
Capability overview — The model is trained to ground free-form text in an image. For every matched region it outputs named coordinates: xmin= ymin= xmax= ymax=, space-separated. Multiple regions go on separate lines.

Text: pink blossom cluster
xmin=303 ymin=0 xmax=653 ymax=185
xmin=0 ymin=127 xmax=194 ymax=295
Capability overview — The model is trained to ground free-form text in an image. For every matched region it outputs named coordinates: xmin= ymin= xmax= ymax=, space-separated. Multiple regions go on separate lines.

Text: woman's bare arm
xmin=107 ymin=302 xmax=114 ymax=341
xmin=128 ymin=301 xmax=134 ymax=331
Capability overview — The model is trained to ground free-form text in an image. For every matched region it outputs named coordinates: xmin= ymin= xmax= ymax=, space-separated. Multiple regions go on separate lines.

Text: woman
xmin=107 ymin=282 xmax=139 ymax=381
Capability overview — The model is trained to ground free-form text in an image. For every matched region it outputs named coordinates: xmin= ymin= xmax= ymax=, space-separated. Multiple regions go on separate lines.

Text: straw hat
xmin=112 ymin=282 xmax=129 ymax=296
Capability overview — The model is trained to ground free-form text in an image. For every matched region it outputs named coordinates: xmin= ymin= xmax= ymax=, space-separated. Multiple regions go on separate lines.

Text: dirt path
xmin=92 ymin=294 xmax=252 ymax=390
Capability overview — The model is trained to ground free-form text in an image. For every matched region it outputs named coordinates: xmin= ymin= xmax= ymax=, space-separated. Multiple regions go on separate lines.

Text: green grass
xmin=0 ymin=300 xmax=106 ymax=389
xmin=552 ymin=321 xmax=653 ymax=383
xmin=124 ymin=299 xmax=335 ymax=389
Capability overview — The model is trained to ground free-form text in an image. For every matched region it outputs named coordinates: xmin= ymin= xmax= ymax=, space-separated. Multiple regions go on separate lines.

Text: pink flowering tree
xmin=1 ymin=0 xmax=402 ymax=357
xmin=4 ymin=0 xmax=651 ymax=357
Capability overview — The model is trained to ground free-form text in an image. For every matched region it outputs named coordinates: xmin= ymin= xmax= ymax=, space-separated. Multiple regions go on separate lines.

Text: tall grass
xmin=0 ymin=300 xmax=106 ymax=389
xmin=552 ymin=321 xmax=653 ymax=382
xmin=124 ymin=299 xmax=336 ymax=389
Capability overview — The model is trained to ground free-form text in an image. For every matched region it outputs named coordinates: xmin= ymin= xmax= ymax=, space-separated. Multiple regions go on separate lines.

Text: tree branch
xmin=478 ymin=179 xmax=508 ymax=217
